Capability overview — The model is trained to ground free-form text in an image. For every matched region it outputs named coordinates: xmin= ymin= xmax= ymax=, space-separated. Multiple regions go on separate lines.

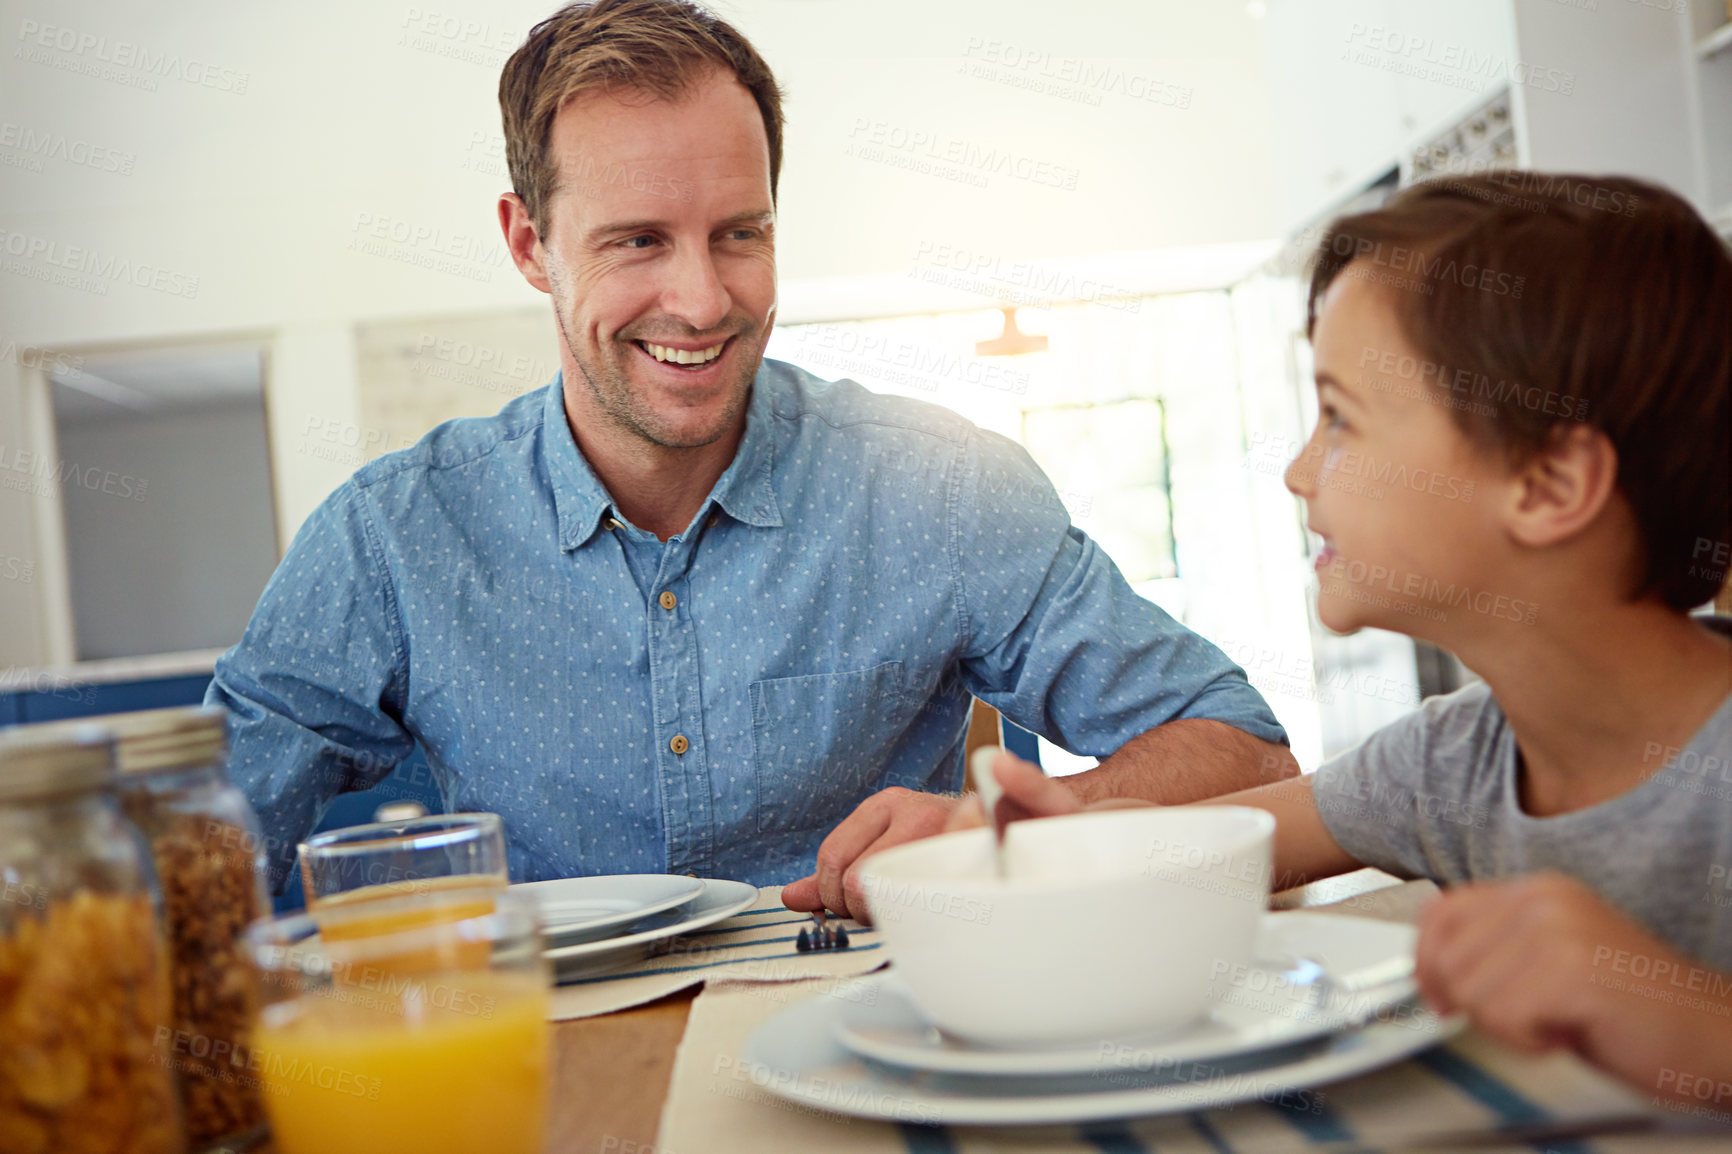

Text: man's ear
xmin=1505 ymin=423 xmax=1619 ymax=548
xmin=498 ymin=192 xmax=552 ymax=294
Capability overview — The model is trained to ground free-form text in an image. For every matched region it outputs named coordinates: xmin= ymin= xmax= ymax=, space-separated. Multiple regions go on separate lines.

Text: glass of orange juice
xmin=298 ymin=813 xmax=508 ymax=913
xmin=245 ymin=886 xmax=550 ymax=1154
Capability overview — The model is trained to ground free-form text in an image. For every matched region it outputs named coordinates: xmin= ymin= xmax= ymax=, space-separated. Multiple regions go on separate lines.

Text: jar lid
xmin=100 ymin=705 xmax=230 ymax=775
xmin=0 ymin=724 xmax=116 ymax=801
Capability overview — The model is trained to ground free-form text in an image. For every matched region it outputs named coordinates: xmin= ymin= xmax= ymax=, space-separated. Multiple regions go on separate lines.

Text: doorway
xmin=49 ymin=344 xmax=278 ymax=660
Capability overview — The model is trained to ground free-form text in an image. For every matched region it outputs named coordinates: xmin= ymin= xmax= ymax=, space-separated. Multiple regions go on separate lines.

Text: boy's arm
xmin=971 ymin=691 xmax=1467 ymax=888
xmin=1209 ymin=775 xmax=1364 ymax=890
xmin=1418 ymin=872 xmax=1732 ymax=1105
xmin=948 ymin=755 xmax=1364 ymax=890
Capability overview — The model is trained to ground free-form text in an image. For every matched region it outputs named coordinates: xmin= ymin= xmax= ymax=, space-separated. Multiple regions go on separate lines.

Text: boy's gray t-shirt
xmin=1312 ymin=636 xmax=1732 ymax=969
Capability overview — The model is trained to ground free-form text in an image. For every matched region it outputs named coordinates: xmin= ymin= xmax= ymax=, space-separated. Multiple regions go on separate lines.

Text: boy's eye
xmin=621 ymin=235 xmax=656 ymax=249
xmin=725 ymin=228 xmax=757 ymax=242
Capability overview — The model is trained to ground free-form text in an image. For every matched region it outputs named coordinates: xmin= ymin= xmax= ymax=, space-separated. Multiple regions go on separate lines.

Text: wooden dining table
xmin=542 ymin=868 xmax=1415 ymax=1154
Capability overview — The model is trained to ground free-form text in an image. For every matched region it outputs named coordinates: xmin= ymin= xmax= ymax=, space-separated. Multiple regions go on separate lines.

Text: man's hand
xmin=786 ymin=753 xmax=1165 ymax=921
xmin=783 ymin=720 xmax=1295 ymax=923
xmin=1417 ymin=873 xmax=1732 ymax=1104
xmin=782 ymin=787 xmax=961 ymax=922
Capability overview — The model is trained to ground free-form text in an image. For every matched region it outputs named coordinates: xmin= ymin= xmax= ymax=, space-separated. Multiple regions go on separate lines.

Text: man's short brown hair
xmin=499 ymin=0 xmax=785 ymax=240
xmin=1307 ymin=172 xmax=1732 ymax=611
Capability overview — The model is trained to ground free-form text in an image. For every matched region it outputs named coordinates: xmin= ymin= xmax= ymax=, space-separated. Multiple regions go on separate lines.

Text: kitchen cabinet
xmin=1260 ymin=0 xmax=1513 ymax=232
xmin=1261 ymin=0 xmax=1402 ymax=233
xmin=1260 ymin=0 xmax=1713 ymax=231
xmin=1688 ymin=4 xmax=1732 ymax=235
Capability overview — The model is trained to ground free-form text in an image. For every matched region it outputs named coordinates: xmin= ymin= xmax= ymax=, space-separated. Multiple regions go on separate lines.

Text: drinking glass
xmin=298 ymin=812 xmax=508 ymax=912
xmin=245 ymin=886 xmax=550 ymax=1154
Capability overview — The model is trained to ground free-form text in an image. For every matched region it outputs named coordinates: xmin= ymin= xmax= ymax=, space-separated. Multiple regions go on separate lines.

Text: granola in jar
xmin=0 ymin=724 xmax=183 ymax=1154
xmin=111 ymin=707 xmax=271 ymax=1150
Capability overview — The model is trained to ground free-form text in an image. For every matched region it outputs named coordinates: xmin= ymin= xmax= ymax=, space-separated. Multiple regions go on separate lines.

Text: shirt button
xmin=659 ymin=590 xmax=677 ymax=610
xmin=669 ymin=734 xmax=690 ymax=755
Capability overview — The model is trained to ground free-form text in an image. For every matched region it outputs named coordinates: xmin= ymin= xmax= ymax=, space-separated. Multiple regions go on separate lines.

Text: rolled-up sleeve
xmin=951 ymin=427 xmax=1286 ymax=755
xmin=205 ymin=481 xmax=416 ymax=890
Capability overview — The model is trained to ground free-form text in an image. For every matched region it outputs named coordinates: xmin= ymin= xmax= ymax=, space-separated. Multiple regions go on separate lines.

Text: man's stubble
xmin=549 ymin=269 xmax=758 ymax=453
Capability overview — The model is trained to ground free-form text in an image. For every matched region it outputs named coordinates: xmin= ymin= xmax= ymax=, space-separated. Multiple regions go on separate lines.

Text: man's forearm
xmin=1060 ymin=719 xmax=1299 ymax=806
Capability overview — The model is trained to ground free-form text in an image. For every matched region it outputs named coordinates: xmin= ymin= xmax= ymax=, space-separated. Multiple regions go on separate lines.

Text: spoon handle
xmin=969 ymin=746 xmax=1010 ymax=875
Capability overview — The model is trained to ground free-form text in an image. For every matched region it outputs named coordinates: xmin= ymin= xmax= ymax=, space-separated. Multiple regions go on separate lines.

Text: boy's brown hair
xmin=499 ymin=0 xmax=785 ymax=240
xmin=1308 ymin=173 xmax=1732 ymax=611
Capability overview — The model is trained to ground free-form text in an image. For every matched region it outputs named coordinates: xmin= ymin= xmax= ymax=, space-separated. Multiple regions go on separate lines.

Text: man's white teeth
xmin=644 ymin=341 xmax=725 ymax=365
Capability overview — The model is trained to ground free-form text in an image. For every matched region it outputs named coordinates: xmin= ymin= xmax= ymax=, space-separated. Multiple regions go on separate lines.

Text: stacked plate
xmin=742 ymin=913 xmax=1463 ymax=1125
xmin=510 ymin=875 xmax=759 ymax=982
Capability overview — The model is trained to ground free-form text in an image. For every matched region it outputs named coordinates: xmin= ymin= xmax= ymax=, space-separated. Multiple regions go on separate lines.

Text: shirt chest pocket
xmin=750 ymin=661 xmax=915 ymax=835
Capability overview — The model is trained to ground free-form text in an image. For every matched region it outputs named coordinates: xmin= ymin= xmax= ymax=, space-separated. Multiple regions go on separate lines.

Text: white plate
xmin=837 ymin=913 xmax=1417 ymax=1077
xmin=513 ymin=874 xmax=706 ymax=946
xmin=743 ymin=982 xmax=1461 ymax=1126
xmin=541 ymin=878 xmax=759 ymax=980
xmin=1257 ymin=912 xmax=1420 ymax=991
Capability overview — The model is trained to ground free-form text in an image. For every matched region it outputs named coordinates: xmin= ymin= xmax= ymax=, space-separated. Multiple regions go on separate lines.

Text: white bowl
xmin=858 ymin=806 xmax=1275 ymax=1048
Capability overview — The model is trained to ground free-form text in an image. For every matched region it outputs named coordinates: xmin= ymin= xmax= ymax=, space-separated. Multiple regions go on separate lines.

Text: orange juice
xmin=251 ymin=969 xmax=549 ymax=1154
xmin=312 ymin=877 xmax=506 ymax=980
xmin=312 ymin=875 xmax=504 ymax=944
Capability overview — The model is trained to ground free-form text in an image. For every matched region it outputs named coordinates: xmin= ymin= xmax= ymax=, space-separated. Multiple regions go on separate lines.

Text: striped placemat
xmin=655 ymin=972 xmax=1729 ymax=1154
xmin=547 ymin=885 xmax=888 ymax=1021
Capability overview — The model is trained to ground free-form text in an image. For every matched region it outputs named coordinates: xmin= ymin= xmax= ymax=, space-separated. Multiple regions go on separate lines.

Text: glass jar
xmin=0 ymin=724 xmax=184 ymax=1154
xmin=106 ymin=707 xmax=272 ymax=1152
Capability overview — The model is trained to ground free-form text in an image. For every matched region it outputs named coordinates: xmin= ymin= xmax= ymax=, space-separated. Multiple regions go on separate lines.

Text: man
xmin=210 ymin=0 xmax=1296 ymax=919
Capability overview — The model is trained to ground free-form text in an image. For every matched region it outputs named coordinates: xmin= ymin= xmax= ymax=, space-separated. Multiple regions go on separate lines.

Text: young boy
xmin=964 ymin=171 xmax=1732 ymax=1106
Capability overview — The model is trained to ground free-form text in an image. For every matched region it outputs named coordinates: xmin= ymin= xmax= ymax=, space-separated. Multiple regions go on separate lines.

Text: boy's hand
xmin=1417 ymin=872 xmax=1732 ymax=1104
xmin=945 ymin=751 xmax=1149 ymax=832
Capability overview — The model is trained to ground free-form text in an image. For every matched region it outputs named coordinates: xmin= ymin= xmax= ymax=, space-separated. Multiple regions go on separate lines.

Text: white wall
xmin=0 ymin=0 xmax=1279 ymax=335
xmin=0 ymin=0 xmax=1281 ymax=666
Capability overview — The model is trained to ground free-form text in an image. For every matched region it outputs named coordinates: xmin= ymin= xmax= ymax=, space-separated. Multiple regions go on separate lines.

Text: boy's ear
xmin=1505 ymin=423 xmax=1619 ymax=547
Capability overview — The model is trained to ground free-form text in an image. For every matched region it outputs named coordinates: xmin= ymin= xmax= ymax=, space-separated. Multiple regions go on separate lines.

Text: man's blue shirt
xmin=210 ymin=361 xmax=1285 ymax=888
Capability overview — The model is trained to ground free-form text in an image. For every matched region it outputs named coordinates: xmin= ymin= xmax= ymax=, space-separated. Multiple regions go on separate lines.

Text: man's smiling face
xmin=537 ymin=66 xmax=777 ymax=451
